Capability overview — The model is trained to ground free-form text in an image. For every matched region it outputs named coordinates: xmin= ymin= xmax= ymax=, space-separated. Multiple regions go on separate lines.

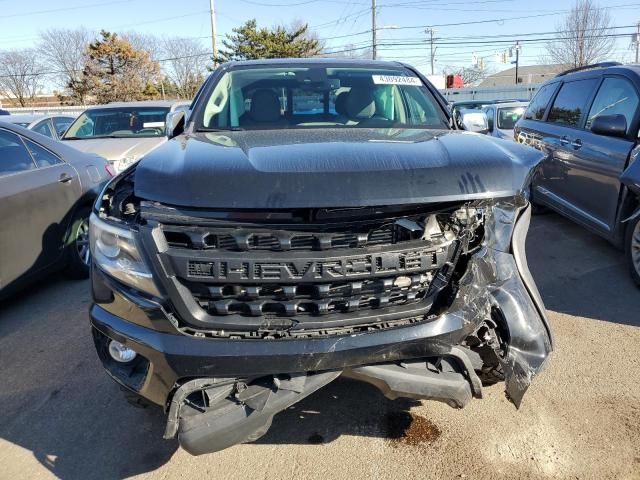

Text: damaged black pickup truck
xmin=89 ymin=59 xmax=553 ymax=455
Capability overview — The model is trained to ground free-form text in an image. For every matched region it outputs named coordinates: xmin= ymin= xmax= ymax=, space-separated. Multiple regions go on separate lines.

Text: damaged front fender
xmin=474 ymin=201 xmax=553 ymax=406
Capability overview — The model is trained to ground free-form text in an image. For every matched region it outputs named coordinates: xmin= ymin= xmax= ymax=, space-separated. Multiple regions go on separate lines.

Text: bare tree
xmin=123 ymin=32 xmax=163 ymax=61
xmin=38 ymin=28 xmax=93 ymax=104
xmin=161 ymin=37 xmax=209 ymax=99
xmin=545 ymin=0 xmax=615 ymax=68
xmin=0 ymin=49 xmax=45 ymax=106
xmin=445 ymin=66 xmax=489 ymax=86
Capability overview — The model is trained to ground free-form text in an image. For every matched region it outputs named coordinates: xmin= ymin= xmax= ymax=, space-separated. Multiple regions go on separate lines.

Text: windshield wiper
xmin=196 ymin=127 xmax=244 ymax=132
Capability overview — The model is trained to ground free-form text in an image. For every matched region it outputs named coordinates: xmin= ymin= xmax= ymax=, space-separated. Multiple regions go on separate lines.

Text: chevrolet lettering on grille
xmin=185 ymin=250 xmax=437 ymax=282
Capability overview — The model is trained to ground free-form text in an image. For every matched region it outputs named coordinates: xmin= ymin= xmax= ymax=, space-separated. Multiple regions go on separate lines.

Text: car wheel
xmin=625 ymin=214 xmax=640 ymax=287
xmin=67 ymin=206 xmax=91 ymax=279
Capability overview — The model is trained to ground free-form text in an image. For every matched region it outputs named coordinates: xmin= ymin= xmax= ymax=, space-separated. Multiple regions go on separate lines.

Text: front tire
xmin=67 ymin=206 xmax=91 ymax=279
xmin=625 ymin=214 xmax=640 ymax=287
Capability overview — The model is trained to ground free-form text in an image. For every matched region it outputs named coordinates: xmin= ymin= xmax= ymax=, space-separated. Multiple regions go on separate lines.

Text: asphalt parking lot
xmin=0 ymin=212 xmax=639 ymax=480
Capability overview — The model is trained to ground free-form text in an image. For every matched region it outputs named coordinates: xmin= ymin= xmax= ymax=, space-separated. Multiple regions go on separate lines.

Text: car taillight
xmin=105 ymin=164 xmax=116 ymax=177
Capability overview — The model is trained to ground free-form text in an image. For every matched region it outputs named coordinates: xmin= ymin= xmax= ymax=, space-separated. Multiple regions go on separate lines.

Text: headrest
xmin=345 ymin=87 xmax=376 ymax=119
xmin=334 ymin=91 xmax=349 ymax=116
xmin=249 ymin=89 xmax=281 ymax=123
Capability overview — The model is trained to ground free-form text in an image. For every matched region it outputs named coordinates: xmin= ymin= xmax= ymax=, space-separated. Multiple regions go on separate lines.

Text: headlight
xmin=89 ymin=213 xmax=160 ymax=296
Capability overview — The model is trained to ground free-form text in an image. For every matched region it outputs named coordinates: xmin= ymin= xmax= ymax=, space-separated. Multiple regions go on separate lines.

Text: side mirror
xmin=166 ymin=110 xmax=186 ymax=139
xmin=457 ymin=110 xmax=489 ymax=134
xmin=590 ymin=114 xmax=627 ymax=138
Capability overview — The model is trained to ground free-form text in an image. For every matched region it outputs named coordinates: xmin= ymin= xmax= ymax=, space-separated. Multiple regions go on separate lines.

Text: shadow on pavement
xmin=0 ymin=279 xmax=178 ymax=480
xmin=0 ymin=281 xmax=422 ymax=479
xmin=527 ymin=212 xmax=640 ymax=327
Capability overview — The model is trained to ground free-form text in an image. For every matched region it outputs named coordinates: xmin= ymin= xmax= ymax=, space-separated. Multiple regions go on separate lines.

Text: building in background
xmin=479 ymin=64 xmax=568 ymax=87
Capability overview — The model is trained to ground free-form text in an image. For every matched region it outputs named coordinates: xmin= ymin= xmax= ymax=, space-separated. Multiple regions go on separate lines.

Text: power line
xmin=318 ymin=1 xmax=640 ymax=43
xmin=0 ymin=0 xmax=131 ymax=19
xmin=321 ymin=30 xmax=636 ymax=55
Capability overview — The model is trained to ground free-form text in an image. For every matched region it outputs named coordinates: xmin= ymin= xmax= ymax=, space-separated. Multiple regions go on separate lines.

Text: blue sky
xmin=1 ymin=0 xmax=638 ymax=77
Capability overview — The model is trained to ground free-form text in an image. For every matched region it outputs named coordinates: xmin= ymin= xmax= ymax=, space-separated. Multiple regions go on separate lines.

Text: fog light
xmin=108 ymin=340 xmax=137 ymax=363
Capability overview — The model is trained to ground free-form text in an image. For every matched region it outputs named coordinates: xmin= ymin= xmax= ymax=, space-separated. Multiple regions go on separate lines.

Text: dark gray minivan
xmin=515 ymin=62 xmax=640 ymax=286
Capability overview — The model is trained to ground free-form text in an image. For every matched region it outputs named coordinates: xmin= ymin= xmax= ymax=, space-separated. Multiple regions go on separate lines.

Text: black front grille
xmin=146 ymin=212 xmax=458 ymax=338
xmin=184 ymin=273 xmax=432 ymax=318
xmin=162 ymin=222 xmax=408 ymax=252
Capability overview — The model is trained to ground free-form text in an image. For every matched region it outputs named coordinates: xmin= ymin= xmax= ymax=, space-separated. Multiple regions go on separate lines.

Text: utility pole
xmin=426 ymin=28 xmax=436 ymax=75
xmin=209 ymin=0 xmax=218 ymax=67
xmin=371 ymin=0 xmax=377 ymax=60
xmin=514 ymin=41 xmax=520 ymax=85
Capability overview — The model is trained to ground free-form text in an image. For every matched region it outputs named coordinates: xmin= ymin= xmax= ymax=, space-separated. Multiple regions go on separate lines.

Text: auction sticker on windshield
xmin=372 ymin=75 xmax=422 ymax=86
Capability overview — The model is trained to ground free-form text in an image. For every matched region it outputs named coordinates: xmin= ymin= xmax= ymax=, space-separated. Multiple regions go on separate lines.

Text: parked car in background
xmin=0 ymin=114 xmax=76 ymax=140
xmin=515 ymin=62 xmax=640 ymax=285
xmin=482 ymin=101 xmax=528 ymax=140
xmin=62 ymin=100 xmax=190 ymax=174
xmin=89 ymin=58 xmax=552 ymax=455
xmin=0 ymin=109 xmax=10 ymax=115
xmin=450 ymin=99 xmax=527 ymax=129
xmin=0 ymin=122 xmax=113 ymax=298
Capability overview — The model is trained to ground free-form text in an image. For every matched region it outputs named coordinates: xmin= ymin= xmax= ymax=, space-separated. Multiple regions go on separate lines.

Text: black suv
xmin=515 ymin=62 xmax=640 ymax=285
xmin=89 ymin=59 xmax=552 ymax=455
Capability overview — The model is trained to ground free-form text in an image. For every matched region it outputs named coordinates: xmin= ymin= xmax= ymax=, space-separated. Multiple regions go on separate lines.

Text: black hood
xmin=134 ymin=128 xmax=544 ymax=209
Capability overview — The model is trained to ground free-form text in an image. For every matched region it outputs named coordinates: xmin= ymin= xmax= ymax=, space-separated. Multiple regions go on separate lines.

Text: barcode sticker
xmin=372 ymin=75 xmax=422 ymax=86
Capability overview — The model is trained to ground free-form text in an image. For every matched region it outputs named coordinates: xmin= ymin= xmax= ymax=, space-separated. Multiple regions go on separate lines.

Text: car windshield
xmin=63 ymin=106 xmax=170 ymax=139
xmin=197 ymin=66 xmax=449 ymax=131
xmin=497 ymin=106 xmax=525 ymax=130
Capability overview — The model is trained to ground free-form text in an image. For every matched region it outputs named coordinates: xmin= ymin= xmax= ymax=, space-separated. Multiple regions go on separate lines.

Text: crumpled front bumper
xmin=90 ymin=203 xmax=552 ymax=454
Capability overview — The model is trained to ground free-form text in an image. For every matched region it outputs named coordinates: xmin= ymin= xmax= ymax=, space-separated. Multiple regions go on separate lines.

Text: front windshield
xmin=63 ymin=106 xmax=170 ymax=139
xmin=197 ymin=66 xmax=449 ymax=131
xmin=497 ymin=106 xmax=525 ymax=130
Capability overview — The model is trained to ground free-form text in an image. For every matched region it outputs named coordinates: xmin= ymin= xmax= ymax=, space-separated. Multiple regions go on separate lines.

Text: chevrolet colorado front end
xmin=89 ymin=59 xmax=552 ymax=455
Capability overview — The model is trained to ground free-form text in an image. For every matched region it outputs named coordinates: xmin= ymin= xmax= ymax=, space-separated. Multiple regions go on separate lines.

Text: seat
xmin=345 ymin=88 xmax=376 ymax=120
xmin=345 ymin=88 xmax=395 ymax=127
xmin=240 ymin=89 xmax=286 ymax=128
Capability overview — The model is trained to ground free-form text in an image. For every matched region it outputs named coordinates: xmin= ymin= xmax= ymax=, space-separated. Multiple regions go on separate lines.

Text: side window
xmin=524 ymin=83 xmax=558 ymax=120
xmin=0 ymin=129 xmax=36 ymax=176
xmin=586 ymin=77 xmax=639 ymax=135
xmin=53 ymin=117 xmax=73 ymax=136
xmin=23 ymin=138 xmax=62 ymax=168
xmin=547 ymin=78 xmax=599 ymax=127
xmin=32 ymin=120 xmax=54 ymax=138
xmin=402 ymin=88 xmax=443 ymax=126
